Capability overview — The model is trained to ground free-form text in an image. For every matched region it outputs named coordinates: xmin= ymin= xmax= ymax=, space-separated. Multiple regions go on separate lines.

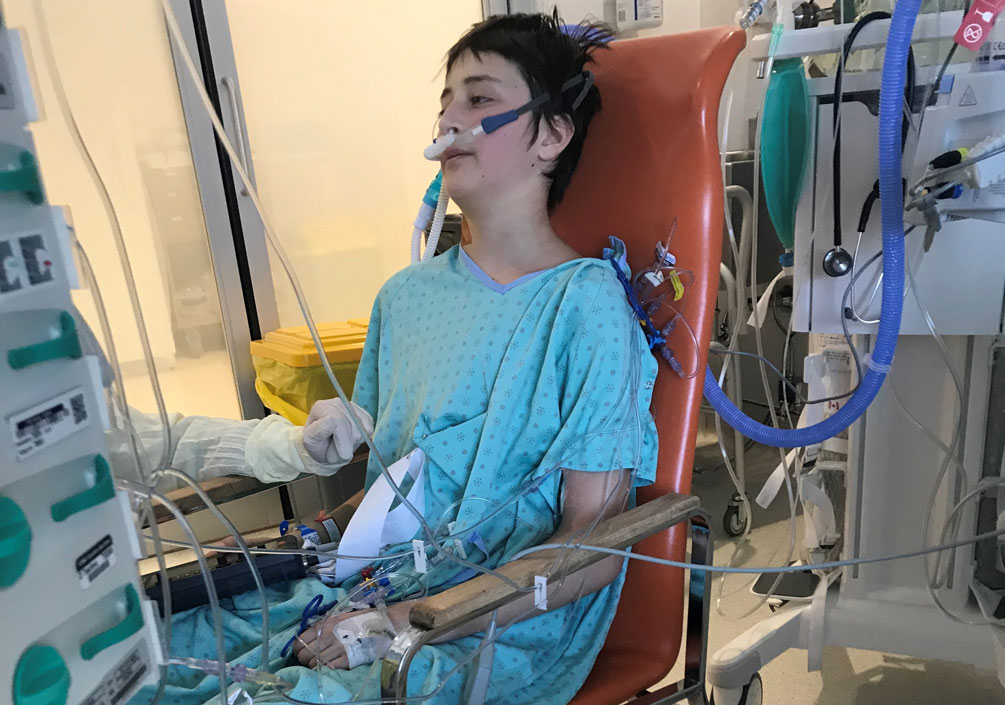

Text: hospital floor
xmin=653 ymin=445 xmax=1005 ymax=705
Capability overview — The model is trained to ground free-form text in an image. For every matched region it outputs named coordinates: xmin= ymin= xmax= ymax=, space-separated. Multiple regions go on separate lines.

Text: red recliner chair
xmin=382 ymin=25 xmax=746 ymax=705
xmin=556 ymin=25 xmax=746 ymax=705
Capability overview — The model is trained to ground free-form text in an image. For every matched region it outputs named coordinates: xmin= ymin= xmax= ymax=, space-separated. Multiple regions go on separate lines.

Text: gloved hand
xmin=302 ymin=399 xmax=374 ymax=466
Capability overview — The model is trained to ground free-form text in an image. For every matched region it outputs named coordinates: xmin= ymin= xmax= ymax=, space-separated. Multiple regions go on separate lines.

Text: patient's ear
xmin=536 ymin=115 xmax=574 ymax=164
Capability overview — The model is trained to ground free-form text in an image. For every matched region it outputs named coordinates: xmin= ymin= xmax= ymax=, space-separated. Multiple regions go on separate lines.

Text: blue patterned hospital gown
xmin=138 ymin=245 xmax=658 ymax=705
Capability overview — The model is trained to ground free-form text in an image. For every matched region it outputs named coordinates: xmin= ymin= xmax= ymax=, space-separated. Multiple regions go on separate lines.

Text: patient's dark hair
xmin=446 ymin=10 xmax=613 ymax=211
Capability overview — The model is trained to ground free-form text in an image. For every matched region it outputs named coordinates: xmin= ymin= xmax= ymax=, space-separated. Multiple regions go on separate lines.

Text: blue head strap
xmin=480 ymin=71 xmax=595 ymax=134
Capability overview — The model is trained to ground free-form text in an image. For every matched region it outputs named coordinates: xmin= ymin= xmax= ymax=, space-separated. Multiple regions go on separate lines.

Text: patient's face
xmin=437 ymin=50 xmax=547 ymax=210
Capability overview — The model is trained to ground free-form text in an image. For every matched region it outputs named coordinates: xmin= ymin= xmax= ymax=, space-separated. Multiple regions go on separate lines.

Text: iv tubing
xmin=158 ymin=468 xmax=270 ymax=669
xmin=31 ymin=0 xmax=172 ymax=477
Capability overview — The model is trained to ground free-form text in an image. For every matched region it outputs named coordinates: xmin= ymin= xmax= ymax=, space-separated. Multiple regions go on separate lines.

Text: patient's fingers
xmin=297 ymin=636 xmax=329 ymax=667
xmin=307 ymin=644 xmax=347 ymax=670
xmin=291 ymin=622 xmax=326 ymax=659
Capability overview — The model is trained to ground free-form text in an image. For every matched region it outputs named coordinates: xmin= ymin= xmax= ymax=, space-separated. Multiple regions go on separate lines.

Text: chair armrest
xmin=408 ymin=492 xmax=702 ymax=635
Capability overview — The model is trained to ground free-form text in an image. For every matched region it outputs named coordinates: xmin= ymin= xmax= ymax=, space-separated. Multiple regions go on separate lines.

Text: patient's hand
xmin=293 ymin=604 xmax=403 ymax=670
xmin=292 ymin=610 xmax=361 ymax=669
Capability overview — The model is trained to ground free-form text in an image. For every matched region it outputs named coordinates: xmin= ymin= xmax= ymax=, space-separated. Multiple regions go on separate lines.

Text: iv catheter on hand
xmin=423 ymin=72 xmax=594 ymax=160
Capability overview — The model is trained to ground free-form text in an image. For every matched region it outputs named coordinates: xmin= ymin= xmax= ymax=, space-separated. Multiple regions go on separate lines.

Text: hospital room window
xmin=5 ymin=0 xmax=245 ymax=421
xmin=218 ymin=0 xmax=481 ymax=327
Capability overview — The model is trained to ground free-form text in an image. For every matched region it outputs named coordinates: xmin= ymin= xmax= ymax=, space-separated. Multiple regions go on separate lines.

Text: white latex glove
xmin=302 ymin=398 xmax=374 ymax=465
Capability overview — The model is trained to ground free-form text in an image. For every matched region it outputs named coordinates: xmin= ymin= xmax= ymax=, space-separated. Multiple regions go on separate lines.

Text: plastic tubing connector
xmin=423 ymin=172 xmax=443 ymax=209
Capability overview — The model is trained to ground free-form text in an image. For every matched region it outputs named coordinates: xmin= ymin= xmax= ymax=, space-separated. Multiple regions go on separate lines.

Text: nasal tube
xmin=411 ymin=172 xmax=448 ymax=263
xmin=423 ymin=133 xmax=455 ymax=161
xmin=424 ymin=125 xmax=484 ymax=161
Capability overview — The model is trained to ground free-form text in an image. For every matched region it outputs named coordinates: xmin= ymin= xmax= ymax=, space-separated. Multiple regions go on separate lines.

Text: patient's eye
xmin=470 ymin=95 xmax=491 ymax=106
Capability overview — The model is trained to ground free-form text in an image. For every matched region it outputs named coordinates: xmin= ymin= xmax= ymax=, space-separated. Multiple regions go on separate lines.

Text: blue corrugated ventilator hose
xmin=703 ymin=0 xmax=923 ymax=447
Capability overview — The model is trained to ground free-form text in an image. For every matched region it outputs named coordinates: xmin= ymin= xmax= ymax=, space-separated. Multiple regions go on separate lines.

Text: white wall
xmin=529 ymin=0 xmax=758 ymax=152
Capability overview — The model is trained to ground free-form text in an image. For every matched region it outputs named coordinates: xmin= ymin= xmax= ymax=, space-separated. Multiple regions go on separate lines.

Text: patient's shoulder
xmin=562 ymin=258 xmax=633 ymax=314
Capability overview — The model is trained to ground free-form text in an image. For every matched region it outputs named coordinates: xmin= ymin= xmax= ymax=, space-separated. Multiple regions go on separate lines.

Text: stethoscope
xmin=822 ymin=11 xmax=915 ymax=278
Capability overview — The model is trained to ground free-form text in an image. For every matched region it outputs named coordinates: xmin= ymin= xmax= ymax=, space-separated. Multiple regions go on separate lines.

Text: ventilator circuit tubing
xmin=704 ymin=0 xmax=921 ymax=448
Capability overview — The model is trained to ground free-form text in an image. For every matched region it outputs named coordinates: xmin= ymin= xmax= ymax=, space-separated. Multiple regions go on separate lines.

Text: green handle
xmin=13 ymin=645 xmax=70 ymax=705
xmin=0 ymin=496 xmax=32 ymax=588
xmin=7 ymin=311 xmax=82 ymax=370
xmin=0 ymin=523 xmax=31 ymax=554
xmin=17 ymin=671 xmax=70 ymax=705
xmin=80 ymin=584 xmax=144 ymax=661
xmin=0 ymin=149 xmax=44 ymax=204
xmin=51 ymin=456 xmax=115 ymax=522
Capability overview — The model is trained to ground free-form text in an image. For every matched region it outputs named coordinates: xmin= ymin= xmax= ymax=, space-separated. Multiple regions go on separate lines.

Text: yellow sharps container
xmin=250 ymin=319 xmax=368 ymax=425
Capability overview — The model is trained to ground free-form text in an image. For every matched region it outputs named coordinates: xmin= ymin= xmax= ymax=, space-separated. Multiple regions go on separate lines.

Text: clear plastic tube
xmin=137 ymin=501 xmax=172 ymax=705
xmin=32 ymin=0 xmax=172 ymax=478
xmin=72 ymin=237 xmax=175 ymax=702
xmin=510 ymin=525 xmax=1005 ymax=574
xmin=71 ymin=237 xmax=148 ymax=478
xmin=928 ymin=479 xmax=1005 ymax=627
xmin=715 ymin=18 xmax=799 ymax=620
xmin=902 ymin=259 xmax=969 ymax=594
xmin=712 ymin=41 xmax=799 ymax=619
xmin=158 ymin=0 xmax=412 ymax=518
xmin=145 ymin=536 xmax=409 ymax=563
xmin=841 ymin=240 xmax=974 ymax=622
xmin=157 ymin=468 xmax=270 ymax=669
xmin=121 ymin=482 xmax=228 ymax=705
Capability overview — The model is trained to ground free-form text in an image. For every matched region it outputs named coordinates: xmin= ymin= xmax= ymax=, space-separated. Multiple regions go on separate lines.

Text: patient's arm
xmin=330 ymin=489 xmax=365 ymax=532
xmin=294 ymin=469 xmax=632 ymax=668
xmin=305 ymin=489 xmax=365 ymax=542
xmin=387 ymin=467 xmax=632 ymax=642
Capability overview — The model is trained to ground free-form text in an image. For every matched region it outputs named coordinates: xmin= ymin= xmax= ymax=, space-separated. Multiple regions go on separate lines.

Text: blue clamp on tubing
xmin=422 ymin=172 xmax=443 ymax=209
xmin=281 ymin=594 xmax=337 ymax=657
xmin=703 ymin=0 xmax=919 ymax=448
xmin=779 ymin=251 xmax=794 ymax=268
xmin=602 ymin=237 xmax=665 ymax=352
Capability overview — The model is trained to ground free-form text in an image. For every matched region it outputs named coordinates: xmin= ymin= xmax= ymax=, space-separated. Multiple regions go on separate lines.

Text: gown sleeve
xmin=538 ymin=265 xmax=660 ymax=487
xmin=351 ymin=289 xmax=384 ymax=422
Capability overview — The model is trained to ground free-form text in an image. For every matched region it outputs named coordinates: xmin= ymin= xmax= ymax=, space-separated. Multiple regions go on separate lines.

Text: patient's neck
xmin=461 ymin=193 xmax=579 ymax=285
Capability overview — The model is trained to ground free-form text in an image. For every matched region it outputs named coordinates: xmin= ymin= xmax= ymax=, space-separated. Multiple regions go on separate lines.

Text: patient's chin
xmin=442 ymin=174 xmax=481 ymax=208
